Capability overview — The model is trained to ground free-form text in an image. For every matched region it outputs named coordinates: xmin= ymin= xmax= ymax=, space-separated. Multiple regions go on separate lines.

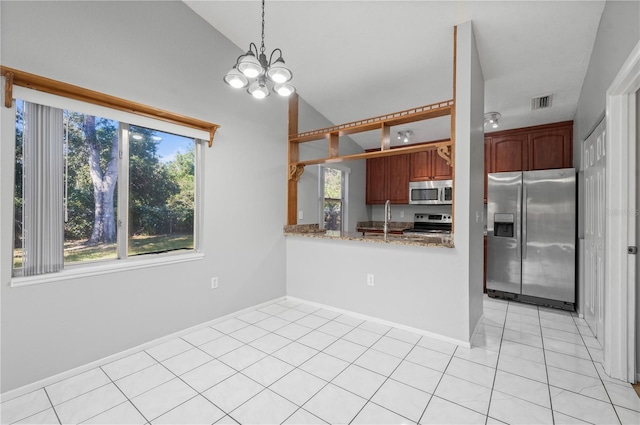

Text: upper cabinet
xmin=489 ymin=134 xmax=528 ymax=173
xmin=528 ymin=126 xmax=572 ymax=170
xmin=366 ymin=141 xmax=453 ymax=205
xmin=410 ymin=148 xmax=453 ymax=181
xmin=366 ymin=154 xmax=410 ymax=204
xmin=484 ymin=121 xmax=573 ymax=202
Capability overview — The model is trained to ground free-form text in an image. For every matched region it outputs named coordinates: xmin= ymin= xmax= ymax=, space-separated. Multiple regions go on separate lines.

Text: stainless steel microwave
xmin=409 ymin=180 xmax=453 ymax=205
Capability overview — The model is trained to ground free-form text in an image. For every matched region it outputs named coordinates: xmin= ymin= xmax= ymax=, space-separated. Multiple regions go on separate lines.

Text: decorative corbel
xmin=288 ymin=164 xmax=305 ymax=181
xmin=437 ymin=145 xmax=452 ymax=167
xmin=208 ymin=126 xmax=219 ymax=148
xmin=4 ymin=72 xmax=14 ymax=108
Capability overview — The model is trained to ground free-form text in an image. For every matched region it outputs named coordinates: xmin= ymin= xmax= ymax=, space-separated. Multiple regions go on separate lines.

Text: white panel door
xmin=584 ymin=119 xmax=606 ymax=340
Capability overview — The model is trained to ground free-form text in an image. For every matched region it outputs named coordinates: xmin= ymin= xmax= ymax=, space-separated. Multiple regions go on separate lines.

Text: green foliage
xmin=13 ymin=104 xmax=196 ymax=261
xmin=324 ymin=167 xmax=342 ymax=199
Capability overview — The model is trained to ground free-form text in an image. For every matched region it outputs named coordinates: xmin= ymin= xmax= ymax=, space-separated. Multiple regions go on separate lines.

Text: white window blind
xmin=22 ymin=102 xmax=64 ymax=276
xmin=13 ymin=86 xmax=210 ymax=142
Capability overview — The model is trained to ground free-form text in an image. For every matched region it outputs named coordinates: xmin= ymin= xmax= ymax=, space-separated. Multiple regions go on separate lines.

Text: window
xmin=12 ymin=98 xmax=202 ymax=277
xmin=319 ymin=165 xmax=348 ymax=234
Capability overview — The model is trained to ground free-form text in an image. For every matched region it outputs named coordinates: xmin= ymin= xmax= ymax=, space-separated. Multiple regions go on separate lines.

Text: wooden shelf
xmin=289 ymin=100 xmax=454 ymax=144
xmin=294 ymin=139 xmax=452 ymax=167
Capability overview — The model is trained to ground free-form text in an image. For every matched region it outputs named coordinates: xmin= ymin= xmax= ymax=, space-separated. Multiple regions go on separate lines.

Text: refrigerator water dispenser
xmin=493 ymin=213 xmax=514 ymax=238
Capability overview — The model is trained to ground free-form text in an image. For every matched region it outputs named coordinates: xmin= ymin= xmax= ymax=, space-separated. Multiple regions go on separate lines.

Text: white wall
xmin=286 ymin=21 xmax=484 ymax=343
xmin=455 ymin=22 xmax=486 ymax=336
xmin=573 ymin=0 xmax=640 ymax=318
xmin=0 ymin=1 xmax=290 ymax=392
xmin=637 ymin=89 xmax=640 ymax=381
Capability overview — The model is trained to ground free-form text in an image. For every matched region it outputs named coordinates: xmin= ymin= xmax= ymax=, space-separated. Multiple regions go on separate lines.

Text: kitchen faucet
xmin=384 ymin=199 xmax=391 ymax=241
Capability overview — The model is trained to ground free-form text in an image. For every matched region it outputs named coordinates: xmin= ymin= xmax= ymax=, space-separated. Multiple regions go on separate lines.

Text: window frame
xmin=8 ymin=88 xmax=206 ymax=287
xmin=318 ymin=164 xmax=350 ymax=232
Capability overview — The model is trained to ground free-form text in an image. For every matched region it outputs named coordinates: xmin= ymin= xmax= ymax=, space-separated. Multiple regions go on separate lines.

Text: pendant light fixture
xmin=223 ymin=0 xmax=295 ymax=99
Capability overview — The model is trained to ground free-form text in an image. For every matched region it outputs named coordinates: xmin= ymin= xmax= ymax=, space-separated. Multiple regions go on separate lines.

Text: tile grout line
xmin=570 ymin=314 xmax=625 ymax=425
xmin=42 ymin=387 xmax=62 ymax=425
xmin=280 ymin=318 xmax=392 ymax=424
xmin=345 ymin=332 xmax=423 ymax=424
xmin=538 ymin=304 xmax=556 ymax=425
xmin=483 ymin=298 xmax=510 ymax=425
xmin=94 ymin=365 xmax=151 ymax=424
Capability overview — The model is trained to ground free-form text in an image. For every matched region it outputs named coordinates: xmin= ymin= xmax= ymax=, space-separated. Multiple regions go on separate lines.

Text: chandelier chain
xmin=260 ymin=0 xmax=266 ymax=54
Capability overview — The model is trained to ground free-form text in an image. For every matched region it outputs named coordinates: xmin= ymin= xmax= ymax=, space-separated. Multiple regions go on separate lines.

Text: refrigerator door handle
xmin=522 ymin=184 xmax=528 ymax=259
xmin=516 ymin=185 xmax=522 ymax=260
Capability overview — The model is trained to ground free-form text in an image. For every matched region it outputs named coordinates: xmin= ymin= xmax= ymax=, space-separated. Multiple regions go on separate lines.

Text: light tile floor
xmin=2 ymin=296 xmax=640 ymax=424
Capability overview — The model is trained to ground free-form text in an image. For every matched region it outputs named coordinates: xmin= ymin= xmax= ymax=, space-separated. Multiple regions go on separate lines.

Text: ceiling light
xmin=397 ymin=130 xmax=412 ymax=143
xmin=223 ymin=0 xmax=295 ymax=98
xmin=484 ymin=112 xmax=501 ymax=129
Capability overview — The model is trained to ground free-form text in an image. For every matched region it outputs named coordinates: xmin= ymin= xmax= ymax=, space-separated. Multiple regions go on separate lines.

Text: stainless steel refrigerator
xmin=487 ymin=168 xmax=576 ymax=308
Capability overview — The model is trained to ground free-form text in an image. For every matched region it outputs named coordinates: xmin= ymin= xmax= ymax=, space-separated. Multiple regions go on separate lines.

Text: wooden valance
xmin=0 ymin=66 xmax=219 ymax=147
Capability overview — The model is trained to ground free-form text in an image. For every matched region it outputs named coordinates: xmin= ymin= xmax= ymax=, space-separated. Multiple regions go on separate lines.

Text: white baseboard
xmin=0 ymin=296 xmax=286 ymax=403
xmin=285 ymin=296 xmax=471 ymax=348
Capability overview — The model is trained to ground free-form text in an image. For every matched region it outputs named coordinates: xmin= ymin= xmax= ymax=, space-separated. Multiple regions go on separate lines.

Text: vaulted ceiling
xmin=185 ymin=1 xmax=605 ymax=149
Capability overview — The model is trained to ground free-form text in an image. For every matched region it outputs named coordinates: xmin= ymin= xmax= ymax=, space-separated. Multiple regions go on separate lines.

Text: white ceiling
xmin=185 ymin=0 xmax=605 ymax=150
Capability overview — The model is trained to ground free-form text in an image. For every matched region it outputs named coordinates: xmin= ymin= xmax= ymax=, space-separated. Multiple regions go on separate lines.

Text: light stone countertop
xmin=283 ymin=224 xmax=454 ymax=248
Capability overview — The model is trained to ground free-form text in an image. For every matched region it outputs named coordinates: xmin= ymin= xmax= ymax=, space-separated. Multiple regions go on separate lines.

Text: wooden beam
xmin=381 ymin=123 xmax=390 ymax=151
xmin=0 ymin=66 xmax=220 ymax=147
xmin=329 ymin=132 xmax=339 ymax=157
xmin=294 ymin=140 xmax=452 ymax=167
xmin=287 ymin=93 xmax=300 ymax=225
xmin=288 ymin=100 xmax=454 ymax=143
xmin=4 ymin=71 xmax=13 ymax=108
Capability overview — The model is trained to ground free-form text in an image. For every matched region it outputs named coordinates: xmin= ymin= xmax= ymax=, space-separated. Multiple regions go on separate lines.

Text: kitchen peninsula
xmin=286 ymin=23 xmax=484 ymax=347
xmin=283 ymin=223 xmax=454 ymax=248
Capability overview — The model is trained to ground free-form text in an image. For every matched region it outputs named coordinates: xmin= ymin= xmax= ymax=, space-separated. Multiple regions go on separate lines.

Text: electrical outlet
xmin=367 ymin=274 xmax=375 ymax=287
xmin=298 ymin=210 xmax=304 ymax=220
xmin=211 ymin=277 xmax=219 ymax=289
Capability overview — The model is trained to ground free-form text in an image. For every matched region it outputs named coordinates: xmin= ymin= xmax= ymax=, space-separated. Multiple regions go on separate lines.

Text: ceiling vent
xmin=531 ymin=94 xmax=552 ymax=110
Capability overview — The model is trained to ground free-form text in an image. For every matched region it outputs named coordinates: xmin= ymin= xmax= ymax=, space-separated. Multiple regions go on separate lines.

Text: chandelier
xmin=223 ymin=0 xmax=295 ymax=99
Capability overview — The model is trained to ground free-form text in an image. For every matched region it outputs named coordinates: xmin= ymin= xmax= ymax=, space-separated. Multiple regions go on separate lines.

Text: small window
xmin=319 ymin=165 xmax=348 ymax=234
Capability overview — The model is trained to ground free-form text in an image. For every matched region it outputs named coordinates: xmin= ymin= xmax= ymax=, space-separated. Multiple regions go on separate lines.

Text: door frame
xmin=605 ymin=40 xmax=640 ymax=383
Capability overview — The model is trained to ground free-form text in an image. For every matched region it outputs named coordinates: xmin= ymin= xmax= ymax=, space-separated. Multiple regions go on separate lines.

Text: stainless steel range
xmin=403 ymin=213 xmax=452 ymax=236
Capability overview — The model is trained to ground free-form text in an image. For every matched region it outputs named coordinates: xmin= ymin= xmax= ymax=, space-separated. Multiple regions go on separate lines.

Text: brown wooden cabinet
xmin=410 ymin=148 xmax=453 ymax=181
xmin=489 ymin=134 xmax=528 ymax=173
xmin=366 ymin=154 xmax=409 ymax=204
xmin=484 ymin=141 xmax=490 ymax=203
xmin=528 ymin=127 xmax=572 ymax=171
xmin=484 ymin=121 xmax=573 ymax=201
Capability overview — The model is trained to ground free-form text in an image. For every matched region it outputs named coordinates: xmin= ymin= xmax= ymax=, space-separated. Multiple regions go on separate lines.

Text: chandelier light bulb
xmin=274 ymin=83 xmax=295 ymax=97
xmin=223 ymin=67 xmax=249 ymax=89
xmin=248 ymin=80 xmax=270 ymax=99
xmin=238 ymin=52 xmax=263 ymax=79
xmin=267 ymin=58 xmax=293 ymax=84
